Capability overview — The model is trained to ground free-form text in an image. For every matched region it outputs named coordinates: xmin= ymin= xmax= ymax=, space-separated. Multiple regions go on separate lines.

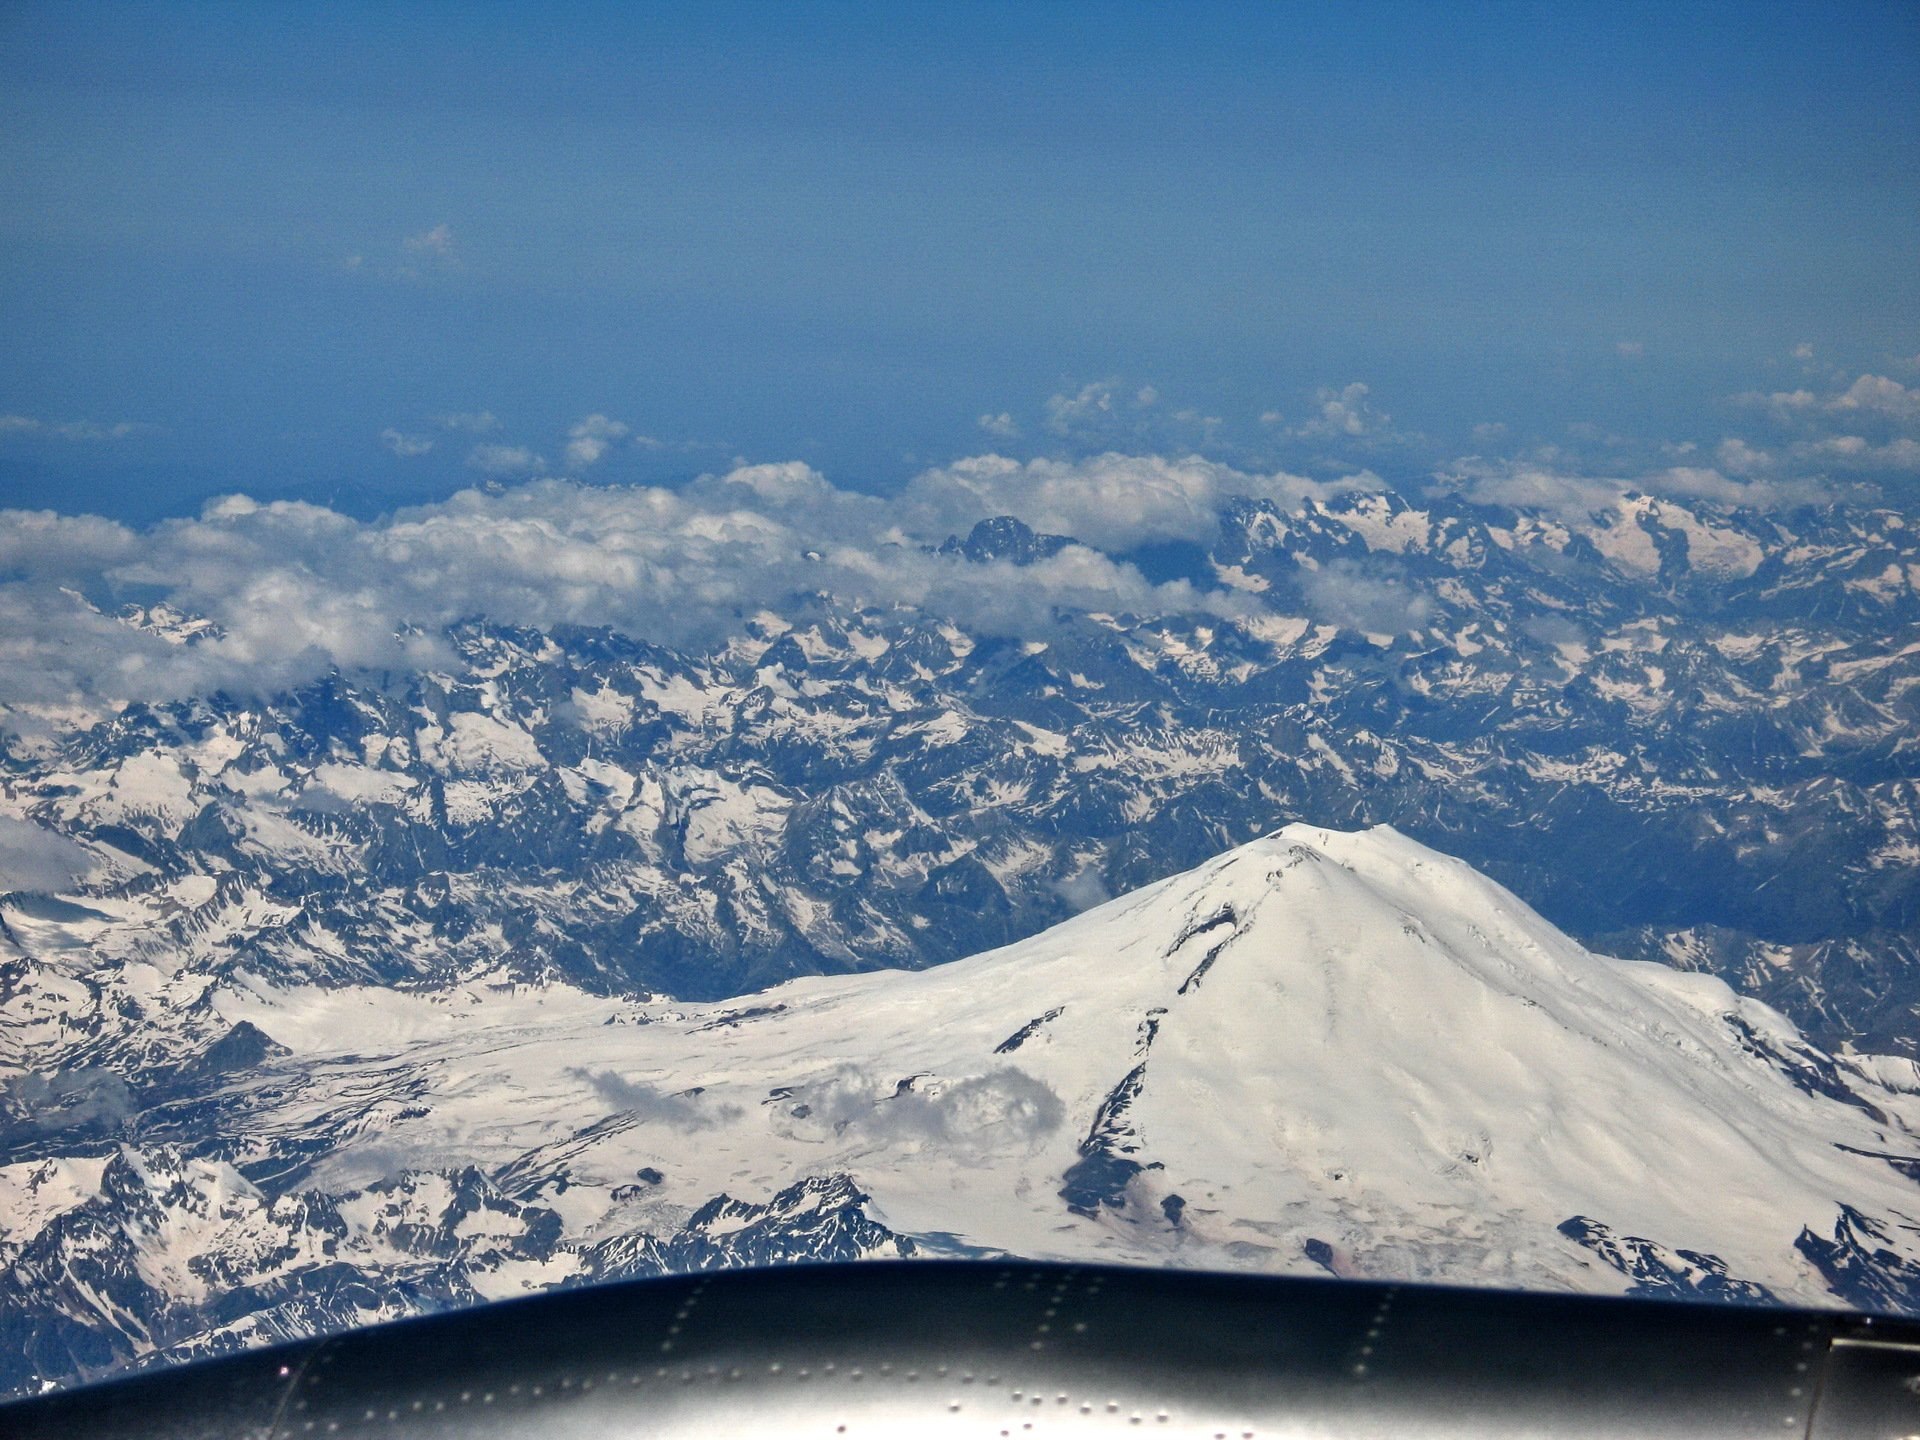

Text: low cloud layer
xmin=0 ymin=455 xmax=1316 ymax=716
xmin=1429 ymin=458 xmax=1854 ymax=517
xmin=899 ymin=452 xmax=1356 ymax=552
xmin=0 ymin=421 xmax=1895 ymax=722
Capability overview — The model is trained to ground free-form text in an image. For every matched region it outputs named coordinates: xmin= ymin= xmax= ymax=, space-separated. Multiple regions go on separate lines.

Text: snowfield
xmin=164 ymin=824 xmax=1920 ymax=1305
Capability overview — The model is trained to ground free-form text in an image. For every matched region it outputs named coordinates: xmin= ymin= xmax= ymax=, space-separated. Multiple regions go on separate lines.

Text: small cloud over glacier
xmin=570 ymin=1068 xmax=743 ymax=1130
xmin=780 ymin=1066 xmax=1064 ymax=1158
xmin=0 ymin=816 xmax=98 ymax=892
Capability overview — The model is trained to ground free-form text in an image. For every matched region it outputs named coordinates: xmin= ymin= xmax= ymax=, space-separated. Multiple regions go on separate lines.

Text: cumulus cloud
xmin=380 ymin=429 xmax=434 ymax=458
xmin=1738 ymin=387 xmax=1818 ymax=419
xmin=693 ymin=459 xmax=840 ymax=511
xmin=0 ymin=1068 xmax=133 ymax=1142
xmin=1792 ymin=342 xmax=1815 ymax=361
xmin=780 ymin=1066 xmax=1064 ymax=1158
xmin=570 ymin=1068 xmax=742 ymax=1130
xmin=900 ymin=453 xmax=1360 ymax=552
xmin=1716 ymin=369 xmax=1919 ymax=477
xmin=0 ymin=424 xmax=1874 ymax=721
xmin=1292 ymin=382 xmax=1388 ymax=440
xmin=1033 ymin=379 xmax=1224 ymax=452
xmin=1045 ymin=382 xmax=1116 ymax=436
xmin=466 ymin=443 xmax=546 ymax=478
xmin=564 ymin=414 xmax=630 ymax=470
xmin=1737 ymin=372 xmax=1920 ymax=431
xmin=1297 ymin=561 xmax=1435 ymax=637
xmin=1828 ymin=374 xmax=1920 ymax=425
xmin=366 ymin=223 xmax=463 ymax=282
xmin=1790 ymin=435 xmax=1920 ymax=472
xmin=977 ymin=412 xmax=1020 ymax=440
xmin=0 ymin=455 xmax=1306 ymax=713
xmin=0 ymin=816 xmax=97 ymax=891
xmin=0 ymin=511 xmax=140 ymax=577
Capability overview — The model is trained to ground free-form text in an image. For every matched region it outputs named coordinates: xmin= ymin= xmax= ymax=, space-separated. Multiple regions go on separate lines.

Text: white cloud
xmin=380 ymin=429 xmax=434 ymax=458
xmin=466 ymin=444 xmax=546 ymax=478
xmin=0 ymin=511 xmax=140 ymax=577
xmin=1133 ymin=386 xmax=1159 ymax=407
xmin=0 ymin=816 xmax=98 ymax=892
xmin=0 ymin=415 xmax=149 ymax=442
xmin=403 ymin=223 xmax=455 ymax=256
xmin=564 ymin=414 xmax=630 ymax=470
xmin=570 ymin=1069 xmax=741 ymax=1130
xmin=977 ymin=412 xmax=1020 ymax=440
xmin=695 ymin=459 xmax=839 ymax=510
xmin=57 ymin=421 xmax=148 ymax=441
xmin=1792 ymin=342 xmax=1815 ymax=361
xmin=433 ymin=411 xmax=500 ymax=434
xmin=1615 ymin=340 xmax=1645 ymax=359
xmin=1292 ymin=382 xmax=1387 ymax=439
xmin=901 ymin=452 xmax=1363 ymax=552
xmin=1 ymin=419 xmax=1883 ymax=722
xmin=1714 ymin=437 xmax=1771 ymax=476
xmin=1431 ymin=457 xmax=1849 ymax=517
xmin=1789 ymin=435 xmax=1920 ymax=472
xmin=1829 ymin=374 xmax=1920 ymax=424
xmin=1044 ymin=382 xmax=1116 ymax=436
xmin=1297 ymin=560 xmax=1435 ymax=637
xmin=375 ymin=224 xmax=462 ymax=282
xmin=0 ymin=457 xmax=1298 ymax=713
xmin=1739 ymin=387 xmax=1820 ymax=421
xmin=1737 ymin=372 xmax=1920 ymax=427
xmin=781 ymin=1066 xmax=1063 ymax=1158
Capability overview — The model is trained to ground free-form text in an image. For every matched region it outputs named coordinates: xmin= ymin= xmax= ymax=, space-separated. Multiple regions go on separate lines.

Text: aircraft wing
xmin=3 ymin=1260 xmax=1914 ymax=1437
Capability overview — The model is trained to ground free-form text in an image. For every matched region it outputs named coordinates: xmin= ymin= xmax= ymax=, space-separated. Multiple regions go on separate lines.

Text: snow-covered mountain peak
xmin=867 ymin=823 xmax=1902 ymax=1267
xmin=138 ymin=824 xmax=1918 ymax=1312
xmin=10 ymin=824 xmax=1920 ymax=1398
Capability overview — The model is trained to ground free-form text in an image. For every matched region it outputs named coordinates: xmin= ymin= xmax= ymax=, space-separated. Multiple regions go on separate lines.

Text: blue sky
xmin=2 ymin=1 xmax=1916 ymax=520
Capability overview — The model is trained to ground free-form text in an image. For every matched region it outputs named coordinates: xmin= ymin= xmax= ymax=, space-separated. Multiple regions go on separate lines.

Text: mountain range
xmin=4 ymin=481 xmax=1919 ymax=1397
xmin=6 ymin=824 xmax=1920 ymax=1399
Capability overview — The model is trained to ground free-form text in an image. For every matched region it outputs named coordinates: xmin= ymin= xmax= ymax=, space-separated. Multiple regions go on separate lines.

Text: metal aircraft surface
xmin=3 ymin=1261 xmax=1915 ymax=1437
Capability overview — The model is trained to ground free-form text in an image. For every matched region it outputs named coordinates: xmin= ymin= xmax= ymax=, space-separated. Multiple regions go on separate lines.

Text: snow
xmin=567 ymin=684 xmax=635 ymax=731
xmin=309 ymin=762 xmax=417 ymax=806
xmin=665 ymin=767 xmax=792 ymax=864
xmin=193 ymin=824 xmax=1920 ymax=1307
xmin=1331 ymin=495 xmax=1432 ymax=554
xmin=1585 ymin=506 xmax=1662 ymax=575
xmin=0 ymin=1157 xmax=108 ymax=1253
xmin=94 ymin=752 xmax=198 ymax=830
xmin=420 ymin=711 xmax=548 ymax=774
